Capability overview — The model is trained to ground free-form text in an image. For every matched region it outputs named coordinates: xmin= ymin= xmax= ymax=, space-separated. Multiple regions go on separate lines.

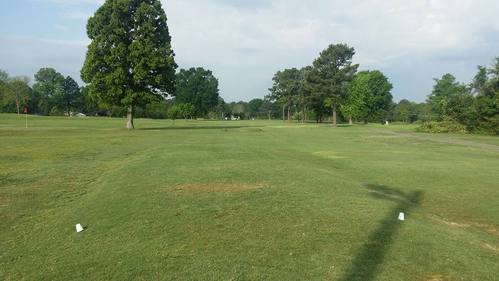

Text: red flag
xmin=23 ymin=107 xmax=28 ymax=114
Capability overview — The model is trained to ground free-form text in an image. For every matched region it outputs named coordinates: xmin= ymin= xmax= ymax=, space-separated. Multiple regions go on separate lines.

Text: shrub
xmin=49 ymin=106 xmax=65 ymax=116
xmin=417 ymin=120 xmax=468 ymax=134
xmin=477 ymin=115 xmax=499 ymax=135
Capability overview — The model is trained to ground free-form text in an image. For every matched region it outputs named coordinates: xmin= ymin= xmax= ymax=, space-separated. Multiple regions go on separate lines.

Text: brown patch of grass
xmin=482 ymin=243 xmax=499 ymax=254
xmin=171 ymin=182 xmax=268 ymax=193
xmin=429 ymin=215 xmax=499 ymax=237
xmin=313 ymin=151 xmax=348 ymax=159
xmin=424 ymin=275 xmax=458 ymax=281
xmin=430 ymin=216 xmax=471 ymax=229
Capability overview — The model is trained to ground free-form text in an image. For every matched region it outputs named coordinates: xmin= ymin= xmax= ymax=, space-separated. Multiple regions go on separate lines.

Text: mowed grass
xmin=1 ymin=113 xmax=498 ymax=281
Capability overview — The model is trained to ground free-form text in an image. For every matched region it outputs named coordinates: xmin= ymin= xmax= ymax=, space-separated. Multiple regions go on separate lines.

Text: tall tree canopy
xmin=268 ymin=68 xmax=302 ymax=121
xmin=81 ymin=0 xmax=177 ymax=129
xmin=309 ymin=43 xmax=358 ymax=126
xmin=363 ymin=70 xmax=394 ymax=122
xmin=62 ymin=76 xmax=81 ymax=115
xmin=474 ymin=57 xmax=499 ymax=133
xmin=427 ymin=73 xmax=466 ymax=119
xmin=2 ymin=77 xmax=32 ymax=115
xmin=33 ymin=68 xmax=65 ymax=115
xmin=342 ymin=70 xmax=393 ymax=123
xmin=174 ymin=67 xmax=220 ymax=117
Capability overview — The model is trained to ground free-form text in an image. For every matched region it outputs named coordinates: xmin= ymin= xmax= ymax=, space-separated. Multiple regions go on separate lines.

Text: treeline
xmin=422 ymin=58 xmax=499 ymax=134
xmin=267 ymin=43 xmax=393 ymax=125
xmin=0 ymin=66 xmax=250 ymax=119
xmin=1 ymin=53 xmax=497 ymax=134
xmin=0 ymin=66 xmax=286 ymax=120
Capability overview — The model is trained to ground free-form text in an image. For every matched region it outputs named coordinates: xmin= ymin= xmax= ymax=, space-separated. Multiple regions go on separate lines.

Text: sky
xmin=0 ymin=0 xmax=498 ymax=103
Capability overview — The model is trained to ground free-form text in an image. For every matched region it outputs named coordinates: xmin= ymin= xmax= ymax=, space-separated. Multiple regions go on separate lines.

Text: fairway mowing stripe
xmin=481 ymin=243 xmax=499 ymax=254
xmin=169 ymin=182 xmax=269 ymax=193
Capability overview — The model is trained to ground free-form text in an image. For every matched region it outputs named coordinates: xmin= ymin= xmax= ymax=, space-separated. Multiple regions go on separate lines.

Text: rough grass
xmin=1 ymin=114 xmax=498 ymax=281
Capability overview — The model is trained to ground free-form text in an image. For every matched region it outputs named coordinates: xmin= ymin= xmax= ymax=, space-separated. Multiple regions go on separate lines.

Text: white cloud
xmin=54 ymin=24 xmax=68 ymax=31
xmin=0 ymin=36 xmax=88 ymax=82
xmin=5 ymin=0 xmax=499 ymax=102
xmin=60 ymin=11 xmax=92 ymax=20
xmin=162 ymin=0 xmax=499 ymax=101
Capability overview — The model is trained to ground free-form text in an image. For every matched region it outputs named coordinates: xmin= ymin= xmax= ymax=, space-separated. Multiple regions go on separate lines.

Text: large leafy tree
xmin=393 ymin=99 xmax=419 ymax=123
xmin=342 ymin=70 xmax=393 ymax=123
xmin=33 ymin=68 xmax=65 ymax=115
xmin=471 ymin=66 xmax=488 ymax=95
xmin=363 ymin=70 xmax=394 ymax=123
xmin=427 ymin=73 xmax=466 ymax=120
xmin=247 ymin=98 xmax=264 ymax=119
xmin=81 ymin=0 xmax=177 ymax=129
xmin=342 ymin=73 xmax=368 ymax=124
xmin=0 ymin=70 xmax=9 ymax=111
xmin=269 ymin=68 xmax=301 ymax=121
xmin=174 ymin=67 xmax=220 ymax=117
xmin=2 ymin=76 xmax=32 ymax=115
xmin=475 ymin=57 xmax=499 ymax=133
xmin=62 ymin=76 xmax=81 ymax=115
xmin=309 ymin=43 xmax=358 ymax=126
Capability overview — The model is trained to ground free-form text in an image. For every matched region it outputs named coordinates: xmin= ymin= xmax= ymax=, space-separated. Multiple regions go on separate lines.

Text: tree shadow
xmin=339 ymin=184 xmax=424 ymax=281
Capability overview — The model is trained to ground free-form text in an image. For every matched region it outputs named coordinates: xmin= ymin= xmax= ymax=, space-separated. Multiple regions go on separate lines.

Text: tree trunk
xmin=282 ymin=105 xmax=285 ymax=121
xmin=268 ymin=111 xmax=271 ymax=120
xmin=349 ymin=116 xmax=353 ymax=125
xmin=332 ymin=107 xmax=337 ymax=127
xmin=287 ymin=106 xmax=290 ymax=122
xmin=126 ymin=105 xmax=134 ymax=130
xmin=16 ymin=101 xmax=20 ymax=115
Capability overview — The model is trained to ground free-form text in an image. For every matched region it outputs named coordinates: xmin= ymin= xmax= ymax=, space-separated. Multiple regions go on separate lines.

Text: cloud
xmin=54 ymin=24 xmax=68 ymax=31
xmin=60 ymin=11 xmax=92 ymax=20
xmin=0 ymin=36 xmax=88 ymax=83
xmin=35 ymin=0 xmax=103 ymax=4
xmin=163 ymin=0 xmax=499 ymax=101
xmin=4 ymin=0 xmax=499 ymax=102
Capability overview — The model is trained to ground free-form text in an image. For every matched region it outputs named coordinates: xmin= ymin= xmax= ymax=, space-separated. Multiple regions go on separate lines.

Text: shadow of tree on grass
xmin=339 ymin=184 xmax=423 ymax=281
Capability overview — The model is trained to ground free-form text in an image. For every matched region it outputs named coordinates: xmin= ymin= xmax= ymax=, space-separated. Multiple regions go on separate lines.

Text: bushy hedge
xmin=417 ymin=120 xmax=468 ymax=134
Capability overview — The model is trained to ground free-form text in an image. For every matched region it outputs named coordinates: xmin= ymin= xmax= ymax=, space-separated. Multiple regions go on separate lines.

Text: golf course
xmin=1 ymin=114 xmax=498 ymax=280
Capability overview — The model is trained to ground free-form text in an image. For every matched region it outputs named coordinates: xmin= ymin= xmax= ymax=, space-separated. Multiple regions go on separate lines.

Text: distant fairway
xmin=1 ymin=114 xmax=498 ymax=281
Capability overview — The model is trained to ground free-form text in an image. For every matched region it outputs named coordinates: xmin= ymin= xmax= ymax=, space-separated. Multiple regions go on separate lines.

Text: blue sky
xmin=1 ymin=0 xmax=498 ymax=102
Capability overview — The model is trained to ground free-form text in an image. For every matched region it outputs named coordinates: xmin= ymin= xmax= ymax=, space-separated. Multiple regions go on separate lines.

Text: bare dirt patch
xmin=428 ymin=215 xmax=499 ymax=237
xmin=482 ymin=243 xmax=499 ymax=254
xmin=425 ymin=275 xmax=458 ymax=281
xmin=171 ymin=182 xmax=268 ymax=193
xmin=313 ymin=151 xmax=349 ymax=159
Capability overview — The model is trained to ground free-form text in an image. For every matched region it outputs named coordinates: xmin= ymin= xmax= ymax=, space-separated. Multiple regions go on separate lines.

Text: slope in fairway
xmin=1 ymin=114 xmax=498 ymax=280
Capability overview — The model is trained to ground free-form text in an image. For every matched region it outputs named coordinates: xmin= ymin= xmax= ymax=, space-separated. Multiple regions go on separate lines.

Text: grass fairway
xmin=1 ymin=114 xmax=498 ymax=281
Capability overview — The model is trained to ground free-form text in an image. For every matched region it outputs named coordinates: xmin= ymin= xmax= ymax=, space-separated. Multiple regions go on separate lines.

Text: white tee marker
xmin=398 ymin=212 xmax=405 ymax=221
xmin=76 ymin=224 xmax=84 ymax=233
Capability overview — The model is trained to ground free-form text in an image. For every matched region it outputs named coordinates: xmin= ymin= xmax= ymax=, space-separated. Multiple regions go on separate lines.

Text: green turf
xmin=1 ymin=114 xmax=498 ymax=281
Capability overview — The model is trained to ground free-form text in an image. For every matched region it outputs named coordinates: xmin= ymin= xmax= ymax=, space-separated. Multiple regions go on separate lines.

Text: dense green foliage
xmin=268 ymin=43 xmax=395 ymax=125
xmin=173 ymin=67 xmax=220 ymax=117
xmin=420 ymin=58 xmax=499 ymax=134
xmin=1 ymin=115 xmax=498 ymax=280
xmin=416 ymin=120 xmax=468 ymax=133
xmin=81 ymin=0 xmax=177 ymax=128
xmin=309 ymin=44 xmax=358 ymax=126
xmin=343 ymin=71 xmax=393 ymax=123
xmin=268 ymin=68 xmax=303 ymax=121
